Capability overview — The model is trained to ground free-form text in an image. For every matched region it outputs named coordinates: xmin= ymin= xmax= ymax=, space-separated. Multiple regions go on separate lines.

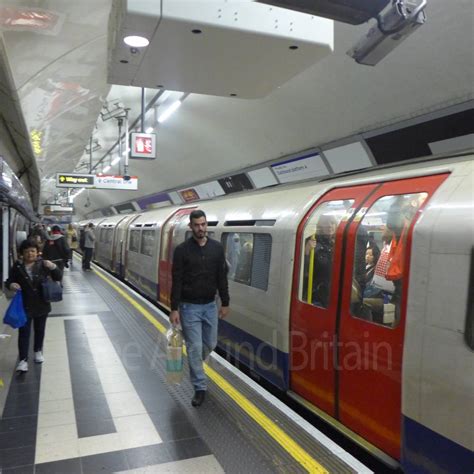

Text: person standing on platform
xmin=6 ymin=239 xmax=62 ymax=372
xmin=82 ymin=223 xmax=95 ymax=271
xmin=170 ymin=210 xmax=230 ymax=407
xmin=66 ymin=224 xmax=78 ymax=266
xmin=42 ymin=225 xmax=70 ymax=278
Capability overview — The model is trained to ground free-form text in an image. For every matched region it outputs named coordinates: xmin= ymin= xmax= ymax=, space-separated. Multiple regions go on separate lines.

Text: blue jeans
xmin=179 ymin=302 xmax=218 ymax=391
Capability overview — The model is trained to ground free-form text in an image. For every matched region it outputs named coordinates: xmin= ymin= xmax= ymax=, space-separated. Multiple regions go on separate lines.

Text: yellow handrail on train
xmin=307 ymin=233 xmax=316 ymax=305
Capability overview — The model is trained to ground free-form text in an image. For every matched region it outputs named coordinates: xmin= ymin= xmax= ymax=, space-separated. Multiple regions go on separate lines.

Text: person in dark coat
xmin=42 ymin=225 xmax=70 ymax=275
xmin=6 ymin=239 xmax=62 ymax=372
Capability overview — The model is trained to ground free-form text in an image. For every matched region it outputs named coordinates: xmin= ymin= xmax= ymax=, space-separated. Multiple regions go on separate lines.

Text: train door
xmin=290 ymin=185 xmax=377 ymax=415
xmin=158 ymin=207 xmax=196 ymax=307
xmin=337 ymin=173 xmax=448 ymax=459
xmin=121 ymin=214 xmax=141 ymax=277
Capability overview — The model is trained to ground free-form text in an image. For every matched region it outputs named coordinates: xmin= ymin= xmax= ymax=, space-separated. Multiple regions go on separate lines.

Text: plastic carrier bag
xmin=3 ymin=291 xmax=27 ymax=329
xmin=166 ymin=326 xmax=183 ymax=384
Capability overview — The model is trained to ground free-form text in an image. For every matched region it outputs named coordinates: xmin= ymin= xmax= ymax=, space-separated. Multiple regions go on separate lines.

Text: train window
xmin=129 ymin=229 xmax=141 ymax=253
xmin=100 ymin=228 xmax=112 ymax=243
xmin=141 ymin=230 xmax=155 ymax=257
xmin=299 ymin=200 xmax=354 ymax=308
xmin=222 ymin=233 xmax=272 ymax=290
xmin=350 ymin=193 xmax=427 ymax=327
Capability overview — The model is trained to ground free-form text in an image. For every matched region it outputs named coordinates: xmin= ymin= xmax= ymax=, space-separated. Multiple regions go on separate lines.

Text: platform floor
xmin=0 ymin=261 xmax=371 ymax=473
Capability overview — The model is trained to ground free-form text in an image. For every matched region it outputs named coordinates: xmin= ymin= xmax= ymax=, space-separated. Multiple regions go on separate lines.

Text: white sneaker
xmin=16 ymin=360 xmax=28 ymax=372
xmin=34 ymin=351 xmax=44 ymax=363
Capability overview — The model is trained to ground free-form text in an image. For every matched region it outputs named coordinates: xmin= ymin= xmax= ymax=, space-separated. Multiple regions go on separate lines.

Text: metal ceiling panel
xmin=108 ymin=0 xmax=334 ymax=98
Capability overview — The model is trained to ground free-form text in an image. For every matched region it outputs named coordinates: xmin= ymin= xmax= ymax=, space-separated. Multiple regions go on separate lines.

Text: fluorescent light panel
xmin=158 ymin=100 xmax=181 ymax=123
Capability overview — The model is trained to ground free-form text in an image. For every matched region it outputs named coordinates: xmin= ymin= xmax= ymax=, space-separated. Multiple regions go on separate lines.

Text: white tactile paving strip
xmin=35 ymin=314 xmax=163 ymax=464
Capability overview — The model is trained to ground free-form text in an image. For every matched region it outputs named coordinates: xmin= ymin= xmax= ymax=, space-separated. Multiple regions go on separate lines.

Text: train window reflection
xmin=141 ymin=230 xmax=155 ymax=257
xmin=351 ymin=192 xmax=428 ymax=327
xmin=129 ymin=229 xmax=141 ymax=253
xmin=223 ymin=233 xmax=254 ymax=285
xmin=299 ymin=200 xmax=354 ymax=308
xmin=222 ymin=232 xmax=272 ymax=290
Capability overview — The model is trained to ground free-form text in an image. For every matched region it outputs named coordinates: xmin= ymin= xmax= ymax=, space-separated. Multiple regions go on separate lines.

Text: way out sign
xmin=130 ymin=132 xmax=156 ymax=159
xmin=56 ymin=173 xmax=95 ymax=188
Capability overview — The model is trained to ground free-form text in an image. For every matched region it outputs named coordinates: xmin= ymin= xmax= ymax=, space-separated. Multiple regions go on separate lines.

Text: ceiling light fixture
xmin=158 ymin=100 xmax=182 ymax=123
xmin=111 ymin=157 xmax=121 ymax=165
xmin=123 ymin=35 xmax=149 ymax=47
xmin=103 ymin=165 xmax=111 ymax=173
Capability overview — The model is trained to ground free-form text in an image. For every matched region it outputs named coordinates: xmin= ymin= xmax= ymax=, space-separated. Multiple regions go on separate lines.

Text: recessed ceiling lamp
xmin=145 ymin=127 xmax=154 ymax=134
xmin=123 ymin=35 xmax=149 ymax=47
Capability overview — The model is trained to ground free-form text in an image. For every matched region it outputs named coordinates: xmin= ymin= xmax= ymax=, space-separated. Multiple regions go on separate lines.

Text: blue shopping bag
xmin=3 ymin=291 xmax=27 ymax=329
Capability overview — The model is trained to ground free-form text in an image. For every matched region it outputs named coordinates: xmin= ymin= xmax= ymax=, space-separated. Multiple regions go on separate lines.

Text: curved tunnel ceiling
xmin=0 ymin=0 xmax=472 ymax=217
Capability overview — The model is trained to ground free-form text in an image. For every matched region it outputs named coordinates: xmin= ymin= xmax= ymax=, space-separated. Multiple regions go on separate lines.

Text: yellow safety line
xmin=92 ymin=266 xmax=328 ymax=474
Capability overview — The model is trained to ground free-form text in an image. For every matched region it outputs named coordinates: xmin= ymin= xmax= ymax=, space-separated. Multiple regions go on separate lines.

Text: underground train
xmin=80 ymin=152 xmax=473 ymax=473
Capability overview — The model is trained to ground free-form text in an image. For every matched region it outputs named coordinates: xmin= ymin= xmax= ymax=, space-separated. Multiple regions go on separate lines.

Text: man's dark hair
xmin=52 ymin=225 xmax=61 ymax=232
xmin=19 ymin=238 xmax=40 ymax=254
xmin=189 ymin=210 xmax=206 ymax=222
xmin=88 ymin=222 xmax=94 ymax=228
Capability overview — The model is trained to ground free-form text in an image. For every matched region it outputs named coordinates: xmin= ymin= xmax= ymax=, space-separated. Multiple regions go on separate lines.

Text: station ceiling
xmin=0 ymin=0 xmax=472 ymax=216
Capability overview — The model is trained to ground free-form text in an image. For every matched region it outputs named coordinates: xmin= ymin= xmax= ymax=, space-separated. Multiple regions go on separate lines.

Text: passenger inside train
xmin=301 ymin=205 xmax=345 ymax=307
xmin=351 ymin=192 xmax=428 ymax=326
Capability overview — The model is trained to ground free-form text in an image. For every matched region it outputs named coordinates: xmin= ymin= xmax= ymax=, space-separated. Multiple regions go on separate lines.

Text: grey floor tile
xmin=0 ymin=428 xmax=36 ymax=449
xmin=35 ymin=457 xmax=82 ymax=474
xmin=77 ymin=417 xmax=116 ymax=438
xmin=156 ymin=420 xmax=199 ymax=442
xmin=81 ymin=450 xmax=129 ymax=473
xmin=0 ymin=445 xmax=35 ymax=469
xmin=0 ymin=415 xmax=37 ymax=433
xmin=124 ymin=444 xmax=172 ymax=470
xmin=164 ymin=437 xmax=212 ymax=462
xmin=2 ymin=464 xmax=34 ymax=474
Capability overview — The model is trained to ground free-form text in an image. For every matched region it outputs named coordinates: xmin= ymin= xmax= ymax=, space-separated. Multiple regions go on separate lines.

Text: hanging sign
xmin=130 ymin=132 xmax=156 ymax=159
xmin=94 ymin=175 xmax=138 ymax=190
xmin=56 ymin=173 xmax=95 ymax=188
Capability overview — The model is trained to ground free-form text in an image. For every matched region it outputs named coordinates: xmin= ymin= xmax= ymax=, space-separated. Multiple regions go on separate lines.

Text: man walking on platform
xmin=170 ymin=210 xmax=230 ymax=407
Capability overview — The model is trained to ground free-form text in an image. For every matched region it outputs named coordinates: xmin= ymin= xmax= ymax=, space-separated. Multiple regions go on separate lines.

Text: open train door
xmin=158 ymin=207 xmax=196 ymax=308
xmin=337 ymin=173 xmax=448 ymax=460
xmin=290 ymin=184 xmax=378 ymax=416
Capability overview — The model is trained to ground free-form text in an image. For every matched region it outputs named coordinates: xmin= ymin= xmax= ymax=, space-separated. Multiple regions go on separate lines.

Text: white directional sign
xmin=94 ymin=175 xmax=138 ymax=190
xmin=56 ymin=174 xmax=138 ymax=190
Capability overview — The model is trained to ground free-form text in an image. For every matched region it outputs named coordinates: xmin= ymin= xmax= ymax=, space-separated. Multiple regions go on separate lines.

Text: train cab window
xmin=222 ymin=233 xmax=272 ymax=290
xmin=299 ymin=200 xmax=354 ymax=308
xmin=351 ymin=192 xmax=427 ymax=327
xmin=104 ymin=229 xmax=113 ymax=244
xmin=141 ymin=230 xmax=155 ymax=257
xmin=129 ymin=229 xmax=141 ymax=253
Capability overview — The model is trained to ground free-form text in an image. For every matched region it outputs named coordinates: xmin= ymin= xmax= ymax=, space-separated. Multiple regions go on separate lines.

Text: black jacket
xmin=42 ymin=234 xmax=70 ymax=265
xmin=6 ymin=259 xmax=62 ymax=318
xmin=171 ymin=237 xmax=229 ymax=310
